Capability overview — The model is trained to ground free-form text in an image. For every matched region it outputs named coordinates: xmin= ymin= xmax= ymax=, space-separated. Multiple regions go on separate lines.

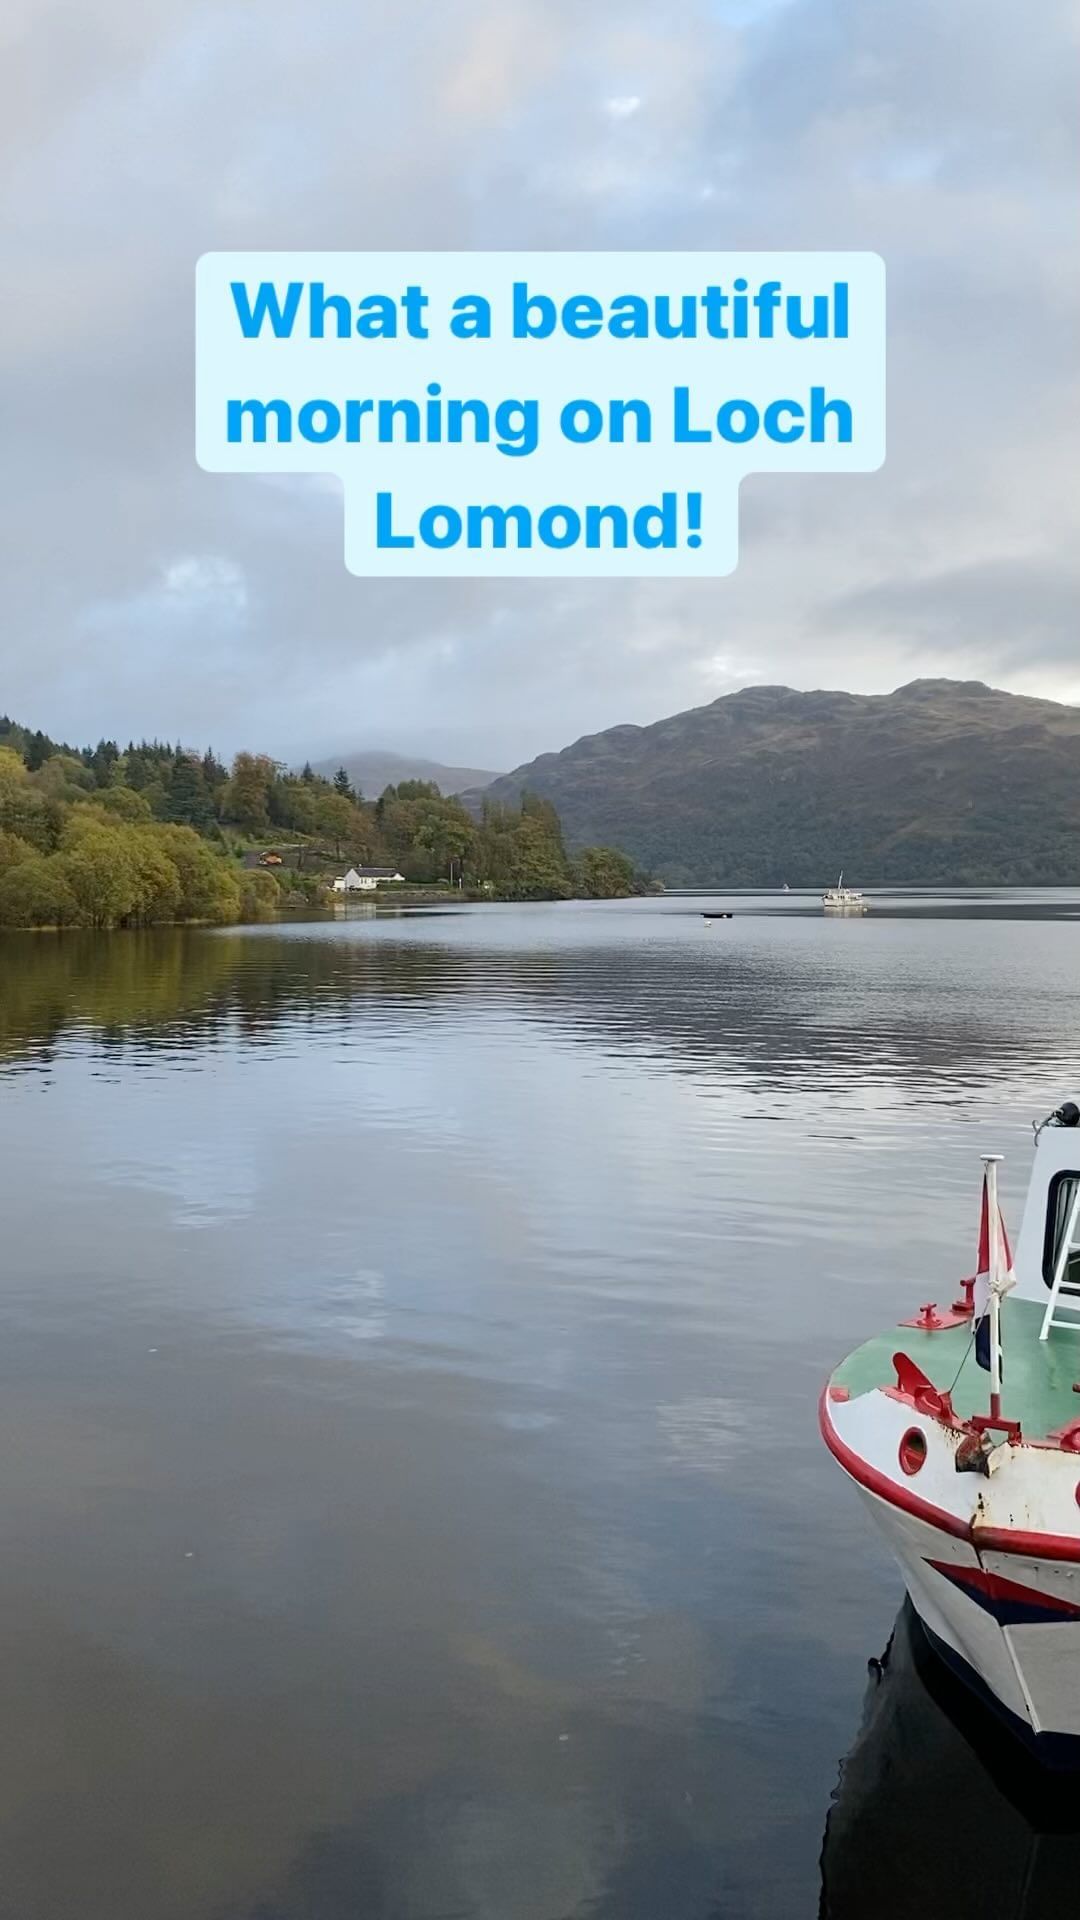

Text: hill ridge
xmin=471 ymin=679 xmax=1080 ymax=886
xmin=312 ymin=749 xmax=500 ymax=796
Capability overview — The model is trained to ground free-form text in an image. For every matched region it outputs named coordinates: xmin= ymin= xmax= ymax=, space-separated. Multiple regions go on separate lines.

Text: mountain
xmin=311 ymin=750 xmax=501 ymax=797
xmin=471 ymin=680 xmax=1080 ymax=887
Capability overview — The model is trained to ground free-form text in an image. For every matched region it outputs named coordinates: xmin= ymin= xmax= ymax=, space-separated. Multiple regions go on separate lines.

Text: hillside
xmin=0 ymin=717 xmax=644 ymax=928
xmin=472 ymin=680 xmax=1080 ymax=887
xmin=312 ymin=750 xmax=500 ymax=797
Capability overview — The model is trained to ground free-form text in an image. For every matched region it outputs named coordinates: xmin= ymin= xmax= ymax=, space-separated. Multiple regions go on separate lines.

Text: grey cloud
xmin=822 ymin=554 xmax=1080 ymax=672
xmin=0 ymin=0 xmax=1076 ymax=765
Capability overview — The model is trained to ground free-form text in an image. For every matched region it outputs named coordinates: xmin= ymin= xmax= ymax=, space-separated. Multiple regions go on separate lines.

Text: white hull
xmin=823 ymin=1385 xmax=1080 ymax=1755
xmin=859 ymin=1489 xmax=1080 ymax=1748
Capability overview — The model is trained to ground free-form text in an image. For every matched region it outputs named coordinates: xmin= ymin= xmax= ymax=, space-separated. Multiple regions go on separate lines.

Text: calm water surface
xmin=2 ymin=891 xmax=1080 ymax=1919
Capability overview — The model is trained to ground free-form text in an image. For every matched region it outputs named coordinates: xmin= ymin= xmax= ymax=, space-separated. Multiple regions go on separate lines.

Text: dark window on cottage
xmin=1044 ymin=1171 xmax=1080 ymax=1288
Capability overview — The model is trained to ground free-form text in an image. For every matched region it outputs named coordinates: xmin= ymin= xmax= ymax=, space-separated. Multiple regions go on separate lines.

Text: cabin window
xmin=1044 ymin=1172 xmax=1080 ymax=1288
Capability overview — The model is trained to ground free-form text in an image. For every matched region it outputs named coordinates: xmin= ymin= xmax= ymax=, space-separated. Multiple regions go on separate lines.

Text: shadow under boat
xmin=819 ymin=1601 xmax=1080 ymax=1920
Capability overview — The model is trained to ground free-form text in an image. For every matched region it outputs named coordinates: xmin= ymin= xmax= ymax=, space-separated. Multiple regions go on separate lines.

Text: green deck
xmin=832 ymin=1297 xmax=1080 ymax=1440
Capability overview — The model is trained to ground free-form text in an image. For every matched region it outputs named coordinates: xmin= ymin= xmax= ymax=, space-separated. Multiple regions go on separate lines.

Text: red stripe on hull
xmin=925 ymin=1558 xmax=1080 ymax=1618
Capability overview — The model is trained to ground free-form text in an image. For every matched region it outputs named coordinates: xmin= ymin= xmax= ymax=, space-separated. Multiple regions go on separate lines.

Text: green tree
xmin=202 ymin=748 xmax=228 ymax=794
xmin=152 ymin=825 xmax=242 ymax=922
xmin=89 ymin=739 xmax=121 ymax=789
xmin=315 ymin=791 xmax=359 ymax=859
xmin=126 ymin=829 xmax=183 ymax=923
xmin=224 ymin=753 xmax=275 ymax=831
xmin=0 ymin=854 xmax=79 ymax=926
xmin=0 ymin=830 xmax=36 ymax=875
xmin=504 ymin=815 xmax=573 ymax=898
xmin=375 ymin=784 xmax=476 ymax=883
xmin=0 ymin=747 xmax=29 ymax=795
xmin=0 ymin=751 xmax=64 ymax=853
xmin=573 ymin=846 xmax=639 ymax=897
xmin=165 ymin=752 xmax=214 ymax=830
xmin=237 ymin=868 xmax=281 ymax=921
xmin=90 ymin=787 xmax=154 ymax=823
xmin=32 ymin=753 xmax=96 ymax=802
xmin=24 ymin=730 xmax=51 ymax=772
xmin=57 ymin=819 xmax=142 ymax=927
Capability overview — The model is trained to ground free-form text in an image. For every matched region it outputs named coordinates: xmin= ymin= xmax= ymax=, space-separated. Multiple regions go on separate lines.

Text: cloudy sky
xmin=2 ymin=0 xmax=1077 ymax=771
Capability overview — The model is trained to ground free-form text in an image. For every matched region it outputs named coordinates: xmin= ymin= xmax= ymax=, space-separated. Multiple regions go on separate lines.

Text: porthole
xmin=899 ymin=1428 xmax=927 ymax=1476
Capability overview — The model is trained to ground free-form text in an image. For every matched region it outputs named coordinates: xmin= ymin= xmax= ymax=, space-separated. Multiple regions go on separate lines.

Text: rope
xmin=945 ymin=1316 xmax=978 ymax=1398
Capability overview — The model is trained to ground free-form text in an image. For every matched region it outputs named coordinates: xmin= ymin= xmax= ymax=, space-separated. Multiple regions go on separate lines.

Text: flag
xmin=973 ymin=1169 xmax=1015 ymax=1372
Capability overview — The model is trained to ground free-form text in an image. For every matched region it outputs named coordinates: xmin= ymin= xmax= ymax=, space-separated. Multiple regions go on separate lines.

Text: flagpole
xmin=984 ymin=1154 xmax=1004 ymax=1420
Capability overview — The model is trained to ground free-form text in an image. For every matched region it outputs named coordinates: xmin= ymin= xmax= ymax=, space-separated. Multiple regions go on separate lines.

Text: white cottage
xmin=331 ymin=867 xmax=405 ymax=892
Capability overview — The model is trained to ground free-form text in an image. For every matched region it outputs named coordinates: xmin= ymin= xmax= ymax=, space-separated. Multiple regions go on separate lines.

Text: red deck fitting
xmin=892 ymin=1352 xmax=957 ymax=1421
xmin=969 ymin=1413 xmax=1023 ymax=1443
xmin=899 ymin=1301 xmax=971 ymax=1331
xmin=951 ymin=1276 xmax=976 ymax=1317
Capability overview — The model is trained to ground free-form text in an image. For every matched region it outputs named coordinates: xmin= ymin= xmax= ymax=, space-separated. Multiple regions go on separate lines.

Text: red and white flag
xmin=974 ymin=1167 xmax=1015 ymax=1372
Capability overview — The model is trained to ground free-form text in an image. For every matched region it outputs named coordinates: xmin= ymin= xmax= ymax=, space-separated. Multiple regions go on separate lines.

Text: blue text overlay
xmin=195 ymin=252 xmax=886 ymax=578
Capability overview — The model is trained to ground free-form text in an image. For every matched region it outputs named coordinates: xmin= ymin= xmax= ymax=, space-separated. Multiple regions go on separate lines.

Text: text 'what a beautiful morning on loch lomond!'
xmin=196 ymin=252 xmax=886 ymax=578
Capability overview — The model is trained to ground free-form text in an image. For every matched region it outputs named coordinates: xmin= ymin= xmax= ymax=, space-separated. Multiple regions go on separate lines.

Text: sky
xmin=1 ymin=0 xmax=1077 ymax=772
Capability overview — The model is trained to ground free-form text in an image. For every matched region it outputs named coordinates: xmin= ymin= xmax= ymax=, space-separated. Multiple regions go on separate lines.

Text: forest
xmin=0 ymin=717 xmax=647 ymax=929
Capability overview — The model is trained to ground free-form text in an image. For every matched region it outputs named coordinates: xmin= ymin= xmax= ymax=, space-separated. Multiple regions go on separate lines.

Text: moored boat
xmin=822 ymin=871 xmax=867 ymax=912
xmin=822 ymin=1101 xmax=1080 ymax=1762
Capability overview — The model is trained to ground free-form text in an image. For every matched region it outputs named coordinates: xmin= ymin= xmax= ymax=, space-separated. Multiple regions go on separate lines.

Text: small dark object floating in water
xmin=702 ymin=912 xmax=734 ymax=920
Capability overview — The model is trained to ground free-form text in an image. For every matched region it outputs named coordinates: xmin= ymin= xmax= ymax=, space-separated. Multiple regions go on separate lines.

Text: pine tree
xmin=166 ymin=752 xmax=214 ymax=830
xmin=202 ymin=748 xmax=228 ymax=791
xmin=90 ymin=739 xmax=120 ymax=788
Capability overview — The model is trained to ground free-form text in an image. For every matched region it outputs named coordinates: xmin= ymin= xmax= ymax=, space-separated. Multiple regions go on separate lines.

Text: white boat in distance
xmin=822 ymin=872 xmax=868 ymax=913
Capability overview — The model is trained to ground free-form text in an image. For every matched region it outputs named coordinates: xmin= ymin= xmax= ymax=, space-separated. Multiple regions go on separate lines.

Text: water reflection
xmin=0 ymin=899 xmax=1078 ymax=1915
xmin=5 ymin=901 xmax=1080 ymax=1112
xmin=820 ymin=1603 xmax=1080 ymax=1919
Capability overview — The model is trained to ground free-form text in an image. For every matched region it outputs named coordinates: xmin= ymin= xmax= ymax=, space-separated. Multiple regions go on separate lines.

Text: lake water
xmin=2 ymin=890 xmax=1080 ymax=1919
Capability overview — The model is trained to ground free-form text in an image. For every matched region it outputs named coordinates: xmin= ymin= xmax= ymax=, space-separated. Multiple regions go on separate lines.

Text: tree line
xmin=0 ymin=718 xmax=647 ymax=928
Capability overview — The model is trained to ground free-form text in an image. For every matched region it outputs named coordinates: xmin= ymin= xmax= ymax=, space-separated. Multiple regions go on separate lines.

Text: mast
xmin=984 ymin=1154 xmax=1005 ymax=1419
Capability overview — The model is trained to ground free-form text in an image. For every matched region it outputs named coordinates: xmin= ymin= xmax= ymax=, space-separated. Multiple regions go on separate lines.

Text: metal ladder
xmin=1039 ymin=1183 xmax=1080 ymax=1340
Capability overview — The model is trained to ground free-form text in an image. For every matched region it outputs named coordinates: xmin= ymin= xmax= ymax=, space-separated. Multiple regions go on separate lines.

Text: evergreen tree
xmin=202 ymin=748 xmax=228 ymax=791
xmin=90 ymin=739 xmax=120 ymax=788
xmin=165 ymin=752 xmax=214 ymax=830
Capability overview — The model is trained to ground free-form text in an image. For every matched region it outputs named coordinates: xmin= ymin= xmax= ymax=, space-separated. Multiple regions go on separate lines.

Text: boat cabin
xmin=1010 ymin=1103 xmax=1080 ymax=1311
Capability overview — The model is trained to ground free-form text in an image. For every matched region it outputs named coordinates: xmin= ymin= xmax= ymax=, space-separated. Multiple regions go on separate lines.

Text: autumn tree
xmin=0 ymin=855 xmax=79 ymax=926
xmin=315 ymin=791 xmax=360 ymax=859
xmin=223 ymin=753 xmax=275 ymax=831
xmin=572 ymin=847 xmax=639 ymax=897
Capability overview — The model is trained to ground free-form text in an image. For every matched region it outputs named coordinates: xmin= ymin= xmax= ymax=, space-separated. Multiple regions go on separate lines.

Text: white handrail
xmin=1039 ymin=1180 xmax=1080 ymax=1341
